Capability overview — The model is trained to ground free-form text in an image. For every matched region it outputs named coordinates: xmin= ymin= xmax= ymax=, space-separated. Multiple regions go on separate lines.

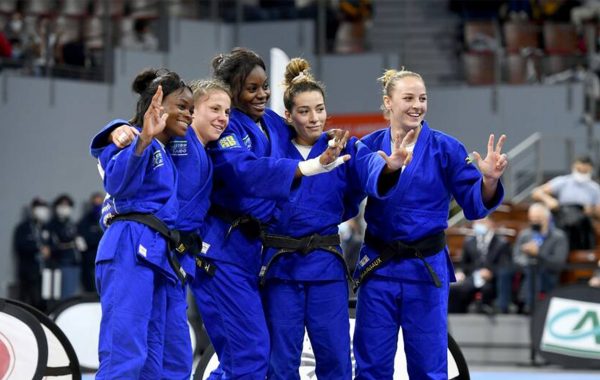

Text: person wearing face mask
xmin=448 ymin=217 xmax=513 ymax=314
xmin=4 ymin=12 xmax=25 ymax=61
xmin=47 ymin=194 xmax=82 ymax=301
xmin=13 ymin=197 xmax=51 ymax=311
xmin=77 ymin=192 xmax=105 ymax=293
xmin=532 ymin=155 xmax=600 ymax=250
xmin=513 ymin=203 xmax=569 ymax=313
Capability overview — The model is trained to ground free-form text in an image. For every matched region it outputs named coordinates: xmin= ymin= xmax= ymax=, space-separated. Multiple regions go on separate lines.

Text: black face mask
xmin=531 ymin=223 xmax=542 ymax=232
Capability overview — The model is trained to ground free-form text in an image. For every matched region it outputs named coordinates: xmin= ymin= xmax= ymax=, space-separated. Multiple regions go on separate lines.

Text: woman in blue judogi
xmin=93 ymin=78 xmax=233 ymax=378
xmin=91 ymin=69 xmax=194 ymax=379
xmin=260 ymin=58 xmax=413 ymax=380
xmin=352 ymin=69 xmax=509 ymax=380
xmin=190 ymin=48 xmax=348 ymax=380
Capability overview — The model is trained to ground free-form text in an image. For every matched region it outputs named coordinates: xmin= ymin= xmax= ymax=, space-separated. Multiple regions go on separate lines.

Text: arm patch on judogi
xmin=218 ymin=135 xmax=241 ymax=149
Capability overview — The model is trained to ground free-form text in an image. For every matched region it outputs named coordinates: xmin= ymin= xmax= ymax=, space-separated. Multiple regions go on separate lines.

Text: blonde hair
xmin=189 ymin=78 xmax=231 ymax=104
xmin=283 ymin=57 xmax=325 ymax=112
xmin=378 ymin=68 xmax=424 ymax=120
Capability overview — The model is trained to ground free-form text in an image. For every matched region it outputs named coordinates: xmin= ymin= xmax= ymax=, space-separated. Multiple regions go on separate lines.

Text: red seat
xmin=503 ymin=22 xmax=541 ymax=54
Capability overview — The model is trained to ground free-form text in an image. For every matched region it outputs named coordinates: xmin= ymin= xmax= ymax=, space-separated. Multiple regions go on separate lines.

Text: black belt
xmin=355 ymin=231 xmax=447 ymax=290
xmin=260 ymin=233 xmax=354 ymax=286
xmin=107 ymin=213 xmax=214 ymax=283
xmin=208 ymin=204 xmax=264 ymax=239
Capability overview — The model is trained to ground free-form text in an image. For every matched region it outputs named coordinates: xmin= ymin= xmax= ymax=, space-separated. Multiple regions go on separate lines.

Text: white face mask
xmin=10 ymin=19 xmax=22 ymax=33
xmin=473 ymin=223 xmax=488 ymax=236
xmin=55 ymin=205 xmax=73 ymax=219
xmin=572 ymin=171 xmax=592 ymax=183
xmin=32 ymin=206 xmax=50 ymax=223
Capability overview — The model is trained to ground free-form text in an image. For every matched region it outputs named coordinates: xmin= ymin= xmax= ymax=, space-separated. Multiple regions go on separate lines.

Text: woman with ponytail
xmin=90 ymin=68 xmax=195 ymax=379
xmin=259 ymin=57 xmax=414 ymax=380
xmin=352 ymin=69 xmax=508 ymax=380
xmin=191 ymin=48 xmax=350 ymax=379
xmin=91 ymin=76 xmax=233 ymax=379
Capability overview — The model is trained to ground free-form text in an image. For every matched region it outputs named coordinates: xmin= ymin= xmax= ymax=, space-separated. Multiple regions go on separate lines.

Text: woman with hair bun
xmin=89 ymin=68 xmax=195 ymax=379
xmin=192 ymin=48 xmax=350 ymax=379
xmin=259 ymin=57 xmax=413 ymax=380
xmin=352 ymin=69 xmax=508 ymax=380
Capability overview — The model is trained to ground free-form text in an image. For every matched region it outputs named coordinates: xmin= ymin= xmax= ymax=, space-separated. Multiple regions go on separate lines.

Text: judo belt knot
xmin=106 ymin=213 xmax=203 ymax=284
xmin=259 ymin=233 xmax=354 ymax=286
xmin=356 ymin=231 xmax=447 ymax=290
xmin=208 ymin=204 xmax=265 ymax=239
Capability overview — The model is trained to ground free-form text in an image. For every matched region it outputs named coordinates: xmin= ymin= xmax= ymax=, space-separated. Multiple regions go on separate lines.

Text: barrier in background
xmin=0 ymin=298 xmax=81 ymax=380
xmin=532 ymin=285 xmax=600 ymax=369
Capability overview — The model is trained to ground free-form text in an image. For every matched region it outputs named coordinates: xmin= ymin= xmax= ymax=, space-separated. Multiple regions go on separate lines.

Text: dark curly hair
xmin=211 ymin=48 xmax=266 ymax=108
xmin=130 ymin=68 xmax=191 ymax=126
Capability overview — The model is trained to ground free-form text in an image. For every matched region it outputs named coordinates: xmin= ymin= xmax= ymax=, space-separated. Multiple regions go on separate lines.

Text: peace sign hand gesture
xmin=136 ymin=86 xmax=168 ymax=155
xmin=142 ymin=85 xmax=168 ymax=140
xmin=319 ymin=129 xmax=351 ymax=166
xmin=378 ymin=129 xmax=415 ymax=173
xmin=471 ymin=134 xmax=508 ymax=181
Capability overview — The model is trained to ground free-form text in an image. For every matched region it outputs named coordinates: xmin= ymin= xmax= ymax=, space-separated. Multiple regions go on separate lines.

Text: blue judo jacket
xmin=92 ymin=119 xmax=180 ymax=282
xmin=201 ymin=108 xmax=300 ymax=275
xmin=263 ymin=135 xmax=398 ymax=281
xmin=356 ymin=121 xmax=505 ymax=284
xmin=91 ymin=120 xmax=212 ymax=279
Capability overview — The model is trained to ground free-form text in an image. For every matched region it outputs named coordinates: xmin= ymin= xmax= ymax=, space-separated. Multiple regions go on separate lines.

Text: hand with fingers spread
xmin=297 ymin=130 xmax=352 ymax=177
xmin=319 ymin=130 xmax=351 ymax=167
xmin=136 ymin=85 xmax=168 ymax=155
xmin=109 ymin=125 xmax=140 ymax=148
xmin=379 ymin=129 xmax=416 ymax=173
xmin=471 ymin=134 xmax=508 ymax=181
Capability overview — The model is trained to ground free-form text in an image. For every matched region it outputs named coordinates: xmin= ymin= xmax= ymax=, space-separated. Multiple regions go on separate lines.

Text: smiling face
xmin=162 ymin=87 xmax=193 ymax=137
xmin=384 ymin=76 xmax=427 ymax=132
xmin=237 ymin=65 xmax=270 ymax=121
xmin=286 ymin=90 xmax=326 ymax=146
xmin=192 ymin=89 xmax=231 ymax=145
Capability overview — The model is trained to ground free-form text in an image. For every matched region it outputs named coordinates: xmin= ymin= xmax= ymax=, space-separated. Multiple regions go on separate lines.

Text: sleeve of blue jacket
xmin=209 ymin=131 xmax=300 ymax=201
xmin=98 ymin=137 xmax=152 ymax=198
xmin=445 ymin=140 xmax=504 ymax=220
xmin=90 ymin=119 xmax=130 ymax=159
xmin=349 ymin=138 xmax=400 ymax=199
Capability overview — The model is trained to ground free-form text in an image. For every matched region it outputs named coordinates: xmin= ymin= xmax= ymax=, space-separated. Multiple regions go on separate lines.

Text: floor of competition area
xmin=81 ymin=366 xmax=600 ymax=379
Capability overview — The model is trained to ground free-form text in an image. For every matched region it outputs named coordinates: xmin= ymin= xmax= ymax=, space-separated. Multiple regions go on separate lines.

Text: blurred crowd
xmin=449 ymin=155 xmax=600 ymax=315
xmin=0 ymin=0 xmax=374 ymax=81
xmin=13 ymin=192 xmax=104 ymax=312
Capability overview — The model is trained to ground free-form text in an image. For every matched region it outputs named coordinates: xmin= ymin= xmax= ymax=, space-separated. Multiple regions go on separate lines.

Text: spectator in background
xmin=335 ymin=0 xmax=372 ymax=53
xmin=514 ymin=203 xmax=569 ymax=312
xmin=48 ymin=194 xmax=83 ymax=300
xmin=120 ymin=18 xmax=158 ymax=51
xmin=0 ymin=30 xmax=12 ymax=59
xmin=449 ymin=217 xmax=513 ymax=314
xmin=4 ymin=11 xmax=25 ymax=61
xmin=28 ymin=16 xmax=58 ymax=76
xmin=13 ymin=198 xmax=51 ymax=311
xmin=532 ymin=155 xmax=600 ymax=250
xmin=77 ymin=192 xmax=104 ymax=293
xmin=297 ymin=0 xmax=340 ymax=52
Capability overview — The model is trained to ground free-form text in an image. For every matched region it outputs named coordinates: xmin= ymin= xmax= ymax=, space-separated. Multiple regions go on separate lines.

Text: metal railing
xmin=503 ymin=132 xmax=543 ymax=202
xmin=448 ymin=132 xmax=543 ymax=227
